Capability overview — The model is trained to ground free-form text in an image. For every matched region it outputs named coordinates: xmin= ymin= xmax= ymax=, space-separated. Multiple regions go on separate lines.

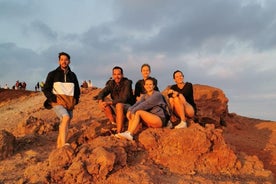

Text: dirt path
xmin=0 ymin=90 xmax=45 ymax=133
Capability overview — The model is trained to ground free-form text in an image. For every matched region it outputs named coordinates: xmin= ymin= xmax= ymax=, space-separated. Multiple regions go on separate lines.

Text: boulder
xmin=194 ymin=84 xmax=229 ymax=127
xmin=17 ymin=116 xmax=58 ymax=136
xmin=163 ymin=84 xmax=229 ymax=127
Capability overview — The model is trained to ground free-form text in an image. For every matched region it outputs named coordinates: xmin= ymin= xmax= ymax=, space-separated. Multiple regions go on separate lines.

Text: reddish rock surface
xmin=0 ymin=87 xmax=275 ymax=183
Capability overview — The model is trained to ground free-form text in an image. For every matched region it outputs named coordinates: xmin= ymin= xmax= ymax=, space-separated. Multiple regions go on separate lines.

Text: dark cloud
xmin=111 ymin=0 xmax=276 ymax=54
xmin=27 ymin=20 xmax=58 ymax=41
xmin=0 ymin=42 xmax=55 ymax=89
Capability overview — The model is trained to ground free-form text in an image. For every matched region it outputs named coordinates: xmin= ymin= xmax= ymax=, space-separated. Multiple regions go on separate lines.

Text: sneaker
xmin=166 ymin=121 xmax=173 ymax=129
xmin=107 ymin=121 xmax=116 ymax=125
xmin=175 ymin=121 xmax=187 ymax=129
xmin=116 ymin=131 xmax=133 ymax=141
xmin=114 ymin=133 xmax=121 ymax=138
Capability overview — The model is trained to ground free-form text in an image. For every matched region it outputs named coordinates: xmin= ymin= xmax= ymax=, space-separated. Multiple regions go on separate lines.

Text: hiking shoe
xmin=116 ymin=131 xmax=133 ymax=141
xmin=175 ymin=121 xmax=187 ymax=129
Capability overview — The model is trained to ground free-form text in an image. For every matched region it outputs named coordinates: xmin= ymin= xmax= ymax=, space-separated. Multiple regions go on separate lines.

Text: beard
xmin=60 ymin=63 xmax=69 ymax=70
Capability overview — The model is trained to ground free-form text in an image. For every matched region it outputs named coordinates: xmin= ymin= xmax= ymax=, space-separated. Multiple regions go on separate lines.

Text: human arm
xmin=73 ymin=72 xmax=80 ymax=104
xmin=97 ymin=82 xmax=112 ymax=101
xmin=167 ymin=89 xmax=180 ymax=98
xmin=42 ymin=71 xmax=57 ymax=103
xmin=134 ymin=80 xmax=142 ymax=100
xmin=129 ymin=91 xmax=162 ymax=114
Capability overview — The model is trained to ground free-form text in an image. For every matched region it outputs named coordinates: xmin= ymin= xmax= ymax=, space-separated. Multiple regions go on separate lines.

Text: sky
xmin=0 ymin=0 xmax=275 ymax=121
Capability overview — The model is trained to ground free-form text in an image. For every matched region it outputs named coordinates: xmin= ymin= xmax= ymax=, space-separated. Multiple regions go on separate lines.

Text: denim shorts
xmin=53 ymin=105 xmax=73 ymax=119
xmin=110 ymin=103 xmax=131 ymax=114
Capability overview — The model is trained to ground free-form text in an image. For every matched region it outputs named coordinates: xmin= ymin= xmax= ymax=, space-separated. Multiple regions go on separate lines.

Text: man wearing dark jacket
xmin=97 ymin=66 xmax=135 ymax=133
xmin=43 ymin=52 xmax=80 ymax=148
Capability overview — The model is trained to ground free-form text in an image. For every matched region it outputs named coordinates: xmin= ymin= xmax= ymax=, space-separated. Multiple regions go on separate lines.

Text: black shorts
xmin=160 ymin=117 xmax=168 ymax=127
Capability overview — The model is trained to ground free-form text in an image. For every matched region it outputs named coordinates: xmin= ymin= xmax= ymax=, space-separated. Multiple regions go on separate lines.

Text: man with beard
xmin=43 ymin=52 xmax=80 ymax=148
xmin=97 ymin=66 xmax=135 ymax=133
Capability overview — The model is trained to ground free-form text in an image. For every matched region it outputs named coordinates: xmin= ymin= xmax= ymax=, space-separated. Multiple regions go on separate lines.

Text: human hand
xmin=99 ymin=101 xmax=108 ymax=110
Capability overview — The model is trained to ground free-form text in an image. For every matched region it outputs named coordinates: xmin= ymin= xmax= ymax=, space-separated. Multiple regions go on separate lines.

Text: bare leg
xmin=115 ymin=103 xmax=125 ymax=133
xmin=128 ymin=110 xmax=162 ymax=134
xmin=178 ymin=94 xmax=195 ymax=118
xmin=103 ymin=106 xmax=115 ymax=123
xmin=57 ymin=115 xmax=70 ymax=148
xmin=172 ymin=97 xmax=186 ymax=121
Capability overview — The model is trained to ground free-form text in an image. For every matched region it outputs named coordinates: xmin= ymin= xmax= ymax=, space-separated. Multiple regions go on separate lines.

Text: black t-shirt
xmin=134 ymin=77 xmax=159 ymax=99
xmin=170 ymin=82 xmax=197 ymax=112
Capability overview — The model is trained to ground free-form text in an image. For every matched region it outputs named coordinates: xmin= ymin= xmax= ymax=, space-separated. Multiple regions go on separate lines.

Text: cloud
xmin=0 ymin=42 xmax=56 ymax=88
xmin=26 ymin=20 xmax=58 ymax=41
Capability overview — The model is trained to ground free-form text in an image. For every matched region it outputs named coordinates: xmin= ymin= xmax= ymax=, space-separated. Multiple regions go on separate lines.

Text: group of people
xmin=80 ymin=80 xmax=93 ymax=88
xmin=1 ymin=81 xmax=27 ymax=90
xmin=42 ymin=52 xmax=196 ymax=148
xmin=97 ymin=64 xmax=197 ymax=141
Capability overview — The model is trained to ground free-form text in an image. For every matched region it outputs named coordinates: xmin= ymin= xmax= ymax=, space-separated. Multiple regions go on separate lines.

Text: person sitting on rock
xmin=115 ymin=78 xmax=169 ymax=141
xmin=167 ymin=70 xmax=196 ymax=128
xmin=81 ymin=80 xmax=88 ymax=88
xmin=97 ymin=66 xmax=135 ymax=133
xmin=134 ymin=63 xmax=159 ymax=102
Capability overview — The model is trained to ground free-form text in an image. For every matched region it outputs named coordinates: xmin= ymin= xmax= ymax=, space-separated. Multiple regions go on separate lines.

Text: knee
xmin=186 ymin=109 xmax=195 ymax=118
xmin=135 ymin=110 xmax=143 ymax=116
xmin=62 ymin=115 xmax=71 ymax=122
xmin=173 ymin=97 xmax=180 ymax=104
xmin=115 ymin=103 xmax=124 ymax=112
xmin=115 ymin=103 xmax=124 ymax=109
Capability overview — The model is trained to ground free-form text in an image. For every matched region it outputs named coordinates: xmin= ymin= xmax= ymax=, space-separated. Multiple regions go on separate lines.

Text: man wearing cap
xmin=43 ymin=52 xmax=80 ymax=148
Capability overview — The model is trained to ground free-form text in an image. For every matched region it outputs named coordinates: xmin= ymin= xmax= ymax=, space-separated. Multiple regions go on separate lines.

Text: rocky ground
xmin=0 ymin=87 xmax=275 ymax=183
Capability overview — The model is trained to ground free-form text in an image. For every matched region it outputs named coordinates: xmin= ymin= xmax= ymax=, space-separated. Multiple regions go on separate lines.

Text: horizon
xmin=0 ymin=76 xmax=275 ymax=122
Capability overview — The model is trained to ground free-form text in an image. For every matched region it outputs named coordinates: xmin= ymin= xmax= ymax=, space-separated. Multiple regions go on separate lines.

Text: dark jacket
xmin=43 ymin=66 xmax=80 ymax=110
xmin=97 ymin=77 xmax=135 ymax=105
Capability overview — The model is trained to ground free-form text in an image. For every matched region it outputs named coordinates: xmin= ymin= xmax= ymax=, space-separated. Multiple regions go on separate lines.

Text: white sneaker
xmin=166 ymin=121 xmax=173 ymax=129
xmin=175 ymin=121 xmax=187 ymax=129
xmin=116 ymin=131 xmax=133 ymax=141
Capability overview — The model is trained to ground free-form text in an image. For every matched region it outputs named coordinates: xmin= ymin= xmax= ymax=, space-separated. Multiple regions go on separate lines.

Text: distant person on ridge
xmin=134 ymin=64 xmax=159 ymax=101
xmin=4 ymin=84 xmax=9 ymax=89
xmin=81 ymin=80 xmax=88 ymax=88
xmin=96 ymin=66 xmax=135 ymax=133
xmin=43 ymin=52 xmax=80 ymax=148
xmin=167 ymin=70 xmax=196 ymax=128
